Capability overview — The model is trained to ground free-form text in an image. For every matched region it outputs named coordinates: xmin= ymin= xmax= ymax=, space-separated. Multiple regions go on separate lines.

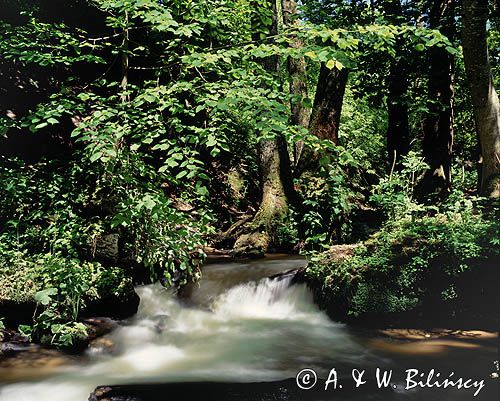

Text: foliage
xmin=0 ymin=18 xmax=105 ymax=67
xmin=0 ymin=153 xmax=208 ymax=345
xmin=0 ymin=245 xmax=132 ymax=347
xmin=0 ymin=157 xmax=99 ymax=257
xmin=297 ymin=143 xmax=362 ymax=247
xmin=1 ymin=0 xmax=460 ymax=246
xmin=0 ymin=150 xmax=209 ymax=283
xmin=370 ymin=151 xmax=430 ymax=220
xmin=306 ymin=196 xmax=499 ymax=318
xmin=338 ymin=86 xmax=387 ymax=173
xmin=0 ymin=0 xmax=499 ymax=343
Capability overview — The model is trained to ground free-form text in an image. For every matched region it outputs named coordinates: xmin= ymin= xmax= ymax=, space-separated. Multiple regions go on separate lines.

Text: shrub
xmin=0 ymin=247 xmax=134 ymax=347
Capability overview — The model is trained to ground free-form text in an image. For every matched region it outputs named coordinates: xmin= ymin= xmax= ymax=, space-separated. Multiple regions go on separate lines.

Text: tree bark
xmin=120 ymin=11 xmax=129 ymax=103
xmin=234 ymin=0 xmax=294 ymax=254
xmin=282 ymin=0 xmax=310 ymax=167
xmin=383 ymin=0 xmax=410 ymax=167
xmin=421 ymin=0 xmax=455 ymax=193
xmin=386 ymin=56 xmax=410 ymax=168
xmin=462 ymin=0 xmax=500 ymax=197
xmin=292 ymin=62 xmax=348 ymax=178
xmin=309 ymin=64 xmax=349 ymax=144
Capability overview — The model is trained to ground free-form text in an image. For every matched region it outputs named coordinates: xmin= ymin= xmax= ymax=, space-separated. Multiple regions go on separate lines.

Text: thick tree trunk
xmin=421 ymin=0 xmax=455 ymax=193
xmin=233 ymin=138 xmax=290 ymax=255
xmin=282 ymin=0 xmax=310 ymax=166
xmin=292 ymin=63 xmax=348 ymax=178
xmin=386 ymin=58 xmax=410 ymax=168
xmin=383 ymin=0 xmax=410 ymax=167
xmin=234 ymin=0 xmax=293 ymax=255
xmin=309 ymin=64 xmax=349 ymax=144
xmin=462 ymin=0 xmax=500 ymax=197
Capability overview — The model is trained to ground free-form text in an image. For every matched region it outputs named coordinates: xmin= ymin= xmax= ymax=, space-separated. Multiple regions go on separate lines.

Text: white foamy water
xmin=212 ymin=276 xmax=318 ymax=319
xmin=0 ymin=260 xmax=367 ymax=401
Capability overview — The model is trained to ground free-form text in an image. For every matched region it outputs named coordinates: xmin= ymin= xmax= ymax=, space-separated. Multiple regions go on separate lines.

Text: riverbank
xmin=300 ymin=210 xmax=500 ymax=331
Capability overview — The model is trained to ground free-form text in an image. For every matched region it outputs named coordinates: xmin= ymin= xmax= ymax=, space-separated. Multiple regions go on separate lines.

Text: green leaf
xmin=89 ymin=152 xmax=102 ymax=162
xmin=166 ymin=158 xmax=179 ymax=167
xmin=35 ymin=122 xmax=48 ymax=129
xmin=325 ymin=59 xmax=336 ymax=70
xmin=34 ymin=288 xmax=58 ymax=306
xmin=176 ymin=170 xmax=188 ymax=179
xmin=103 ymin=148 xmax=117 ymax=158
xmin=206 ymin=135 xmax=217 ymax=147
xmin=144 ymin=93 xmax=157 ymax=103
xmin=18 ymin=325 xmax=32 ymax=337
xmin=445 ymin=46 xmax=458 ymax=55
xmin=304 ymin=51 xmax=316 ymax=60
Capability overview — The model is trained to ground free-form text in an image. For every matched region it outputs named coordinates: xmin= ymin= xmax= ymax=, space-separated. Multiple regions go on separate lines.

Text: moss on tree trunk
xmin=234 ymin=137 xmax=290 ymax=256
xmin=233 ymin=0 xmax=294 ymax=256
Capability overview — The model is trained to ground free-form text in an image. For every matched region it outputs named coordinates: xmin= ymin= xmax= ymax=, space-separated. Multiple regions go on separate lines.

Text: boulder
xmin=93 ymin=234 xmax=120 ymax=264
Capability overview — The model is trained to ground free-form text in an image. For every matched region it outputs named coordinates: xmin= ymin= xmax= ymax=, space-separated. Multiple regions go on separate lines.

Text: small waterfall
xmin=0 ymin=260 xmax=362 ymax=401
xmin=3 ymin=260 xmax=492 ymax=401
xmin=212 ymin=276 xmax=317 ymax=320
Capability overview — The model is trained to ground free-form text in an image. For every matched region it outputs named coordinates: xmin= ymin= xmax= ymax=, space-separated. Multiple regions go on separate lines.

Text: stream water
xmin=0 ymin=257 xmax=497 ymax=400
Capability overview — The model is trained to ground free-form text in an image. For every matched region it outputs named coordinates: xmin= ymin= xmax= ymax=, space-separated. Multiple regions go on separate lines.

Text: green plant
xmin=298 ymin=144 xmax=362 ymax=247
xmin=306 ymin=196 xmax=499 ymax=318
xmin=10 ymin=253 xmax=136 ymax=347
xmin=370 ymin=151 xmax=430 ymax=220
xmin=13 ymin=255 xmax=91 ymax=346
xmin=273 ymin=207 xmax=300 ymax=250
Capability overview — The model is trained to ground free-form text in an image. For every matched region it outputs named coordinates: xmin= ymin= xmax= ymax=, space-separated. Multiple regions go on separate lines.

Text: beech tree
xmin=234 ymin=0 xmax=294 ymax=254
xmin=421 ymin=0 xmax=456 ymax=193
xmin=462 ymin=0 xmax=500 ymax=197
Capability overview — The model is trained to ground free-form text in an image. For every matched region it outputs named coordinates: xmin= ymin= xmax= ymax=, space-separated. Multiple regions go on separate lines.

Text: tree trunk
xmin=120 ymin=11 xmax=129 ymax=103
xmin=292 ymin=63 xmax=348 ymax=178
xmin=234 ymin=0 xmax=293 ymax=255
xmin=282 ymin=0 xmax=310 ymax=167
xmin=421 ymin=0 xmax=455 ymax=194
xmin=462 ymin=0 xmax=500 ymax=197
xmin=383 ymin=0 xmax=410 ymax=167
xmin=308 ymin=64 xmax=349 ymax=144
xmin=233 ymin=137 xmax=291 ymax=254
xmin=386 ymin=58 xmax=410 ymax=168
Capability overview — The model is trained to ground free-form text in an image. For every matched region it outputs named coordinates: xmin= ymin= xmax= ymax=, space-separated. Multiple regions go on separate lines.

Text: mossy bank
xmin=302 ymin=207 xmax=500 ymax=330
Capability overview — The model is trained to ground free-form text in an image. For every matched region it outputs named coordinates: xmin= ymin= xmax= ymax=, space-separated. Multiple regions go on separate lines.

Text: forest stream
xmin=0 ymin=257 xmax=497 ymax=401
